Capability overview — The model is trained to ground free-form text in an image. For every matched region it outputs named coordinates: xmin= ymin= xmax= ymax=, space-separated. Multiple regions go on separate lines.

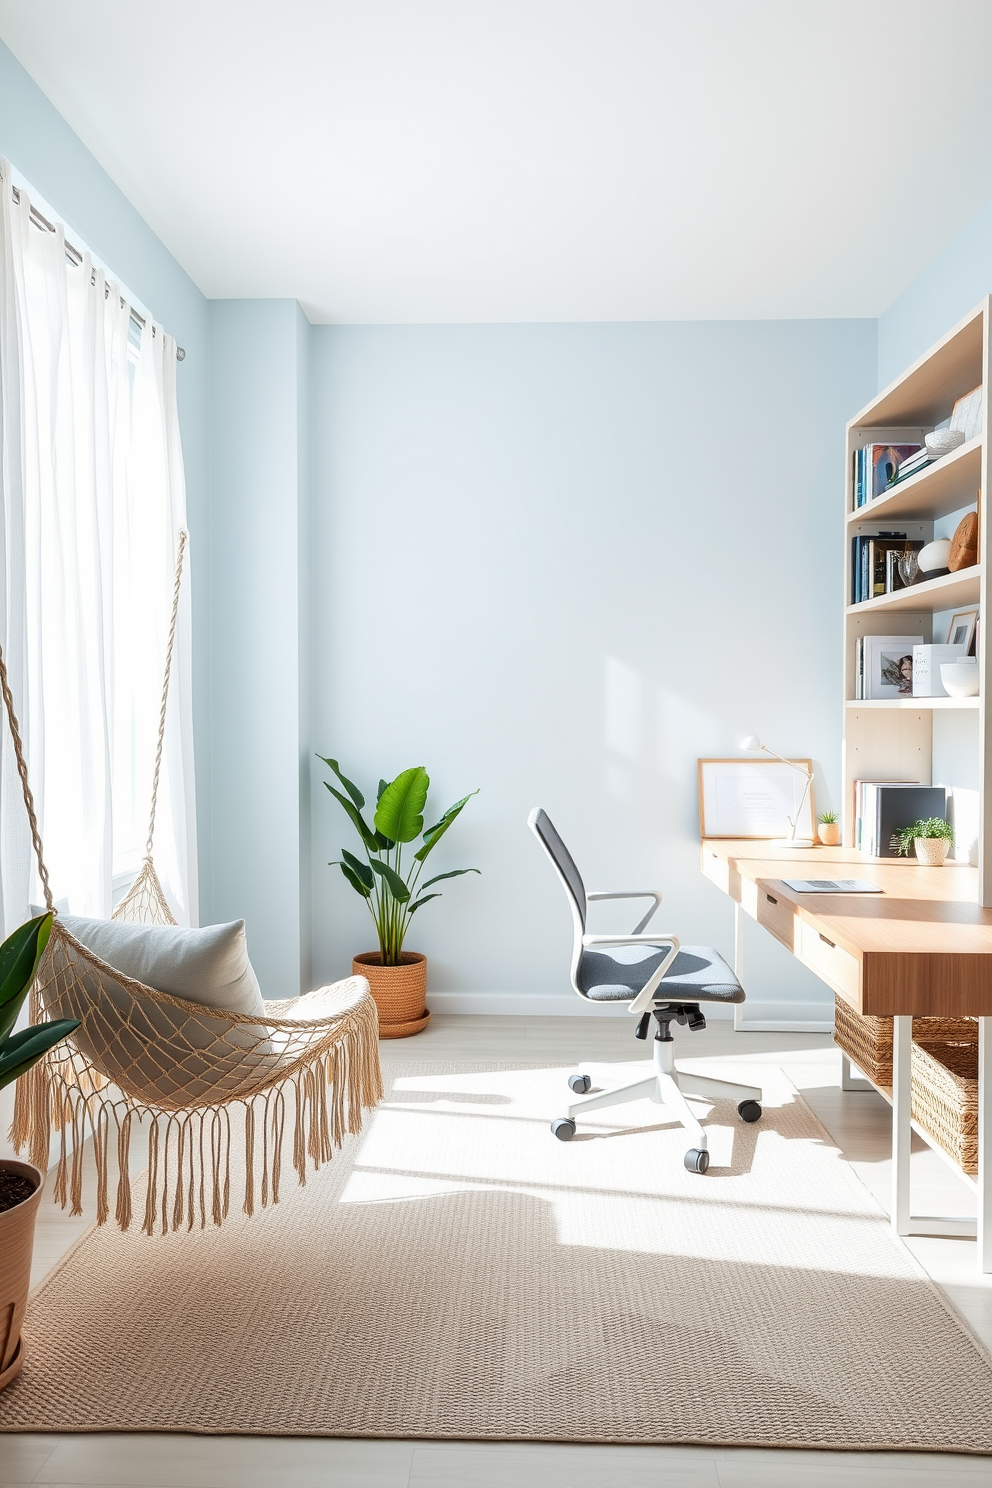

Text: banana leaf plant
xmin=0 ymin=913 xmax=80 ymax=1093
xmin=319 ymin=759 xmax=479 ymax=966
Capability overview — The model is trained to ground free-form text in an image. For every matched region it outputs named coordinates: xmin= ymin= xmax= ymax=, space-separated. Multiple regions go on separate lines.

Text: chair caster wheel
xmin=738 ymin=1100 xmax=762 ymax=1123
xmin=552 ymin=1118 xmax=577 ymax=1141
xmin=568 ymin=1073 xmax=591 ymax=1094
xmin=684 ymin=1148 xmax=710 ymax=1174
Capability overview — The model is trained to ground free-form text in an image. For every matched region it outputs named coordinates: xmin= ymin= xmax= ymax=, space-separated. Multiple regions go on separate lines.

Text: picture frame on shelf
xmin=946 ymin=606 xmax=979 ymax=654
xmin=950 ymin=386 xmax=985 ymax=443
xmin=862 ymin=634 xmax=923 ymax=699
xmin=697 ymin=758 xmax=816 ymax=840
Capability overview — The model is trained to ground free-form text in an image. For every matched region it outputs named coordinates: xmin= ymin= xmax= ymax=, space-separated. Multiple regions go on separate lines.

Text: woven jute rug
xmin=3 ymin=1057 xmax=992 ymax=1452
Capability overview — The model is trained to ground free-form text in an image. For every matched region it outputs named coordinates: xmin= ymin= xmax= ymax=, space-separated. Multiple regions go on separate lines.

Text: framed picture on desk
xmin=698 ymin=758 xmax=816 ymax=840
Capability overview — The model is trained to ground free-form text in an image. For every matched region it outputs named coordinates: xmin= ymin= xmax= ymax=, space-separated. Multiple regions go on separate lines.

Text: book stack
xmin=854 ymin=782 xmax=947 ymax=856
xmin=891 ymin=447 xmax=930 ymax=484
xmin=851 ymin=533 xmax=924 ymax=603
xmin=852 ymin=444 xmax=924 ymax=509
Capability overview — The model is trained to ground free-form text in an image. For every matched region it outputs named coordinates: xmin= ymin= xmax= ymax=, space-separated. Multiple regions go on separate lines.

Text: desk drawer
xmin=798 ymin=920 xmax=861 ymax=1001
xmin=702 ymin=849 xmax=730 ymax=895
xmin=757 ymin=887 xmax=797 ymax=952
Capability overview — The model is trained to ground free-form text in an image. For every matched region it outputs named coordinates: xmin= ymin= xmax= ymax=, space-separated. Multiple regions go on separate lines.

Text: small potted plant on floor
xmin=320 ymin=759 xmax=479 ymax=1037
xmin=0 ymin=912 xmax=80 ymax=1392
xmin=817 ymin=810 xmax=841 ymax=847
xmin=894 ymin=817 xmax=955 ymax=866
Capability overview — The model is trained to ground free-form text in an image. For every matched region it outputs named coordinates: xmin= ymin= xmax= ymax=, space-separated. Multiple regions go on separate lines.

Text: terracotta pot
xmin=0 ymin=1159 xmax=44 ymax=1392
xmin=818 ymin=823 xmax=841 ymax=847
xmin=915 ymin=837 xmax=950 ymax=866
xmin=353 ymin=952 xmax=429 ymax=1038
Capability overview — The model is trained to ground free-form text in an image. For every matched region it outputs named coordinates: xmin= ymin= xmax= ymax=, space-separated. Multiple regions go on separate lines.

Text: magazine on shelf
xmin=852 ymin=445 xmax=924 ymax=510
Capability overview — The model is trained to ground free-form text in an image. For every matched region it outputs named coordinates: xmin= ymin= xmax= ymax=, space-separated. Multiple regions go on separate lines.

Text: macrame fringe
xmin=15 ymin=996 xmax=383 ymax=1235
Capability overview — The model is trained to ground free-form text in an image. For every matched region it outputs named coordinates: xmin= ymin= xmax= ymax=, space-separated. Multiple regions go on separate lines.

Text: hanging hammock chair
xmin=6 ymin=531 xmax=382 ymax=1235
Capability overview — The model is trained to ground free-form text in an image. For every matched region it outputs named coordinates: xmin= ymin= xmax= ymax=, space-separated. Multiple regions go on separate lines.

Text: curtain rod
xmin=9 ymin=184 xmax=186 ymax=362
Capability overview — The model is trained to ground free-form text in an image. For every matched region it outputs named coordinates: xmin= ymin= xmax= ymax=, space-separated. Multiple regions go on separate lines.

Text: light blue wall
xmin=878 ymin=198 xmax=992 ymax=389
xmin=310 ymin=320 xmax=877 ymax=1016
xmin=207 ymin=301 xmax=312 ymax=996
xmin=0 ymin=39 xmax=215 ymax=917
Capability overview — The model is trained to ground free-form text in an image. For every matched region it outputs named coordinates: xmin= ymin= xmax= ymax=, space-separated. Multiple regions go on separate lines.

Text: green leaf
xmin=407 ymin=893 xmax=442 ymax=915
xmin=340 ymin=848 xmax=374 ymax=890
xmin=0 ymin=914 xmax=53 ymax=1045
xmin=370 ymin=858 xmax=411 ymax=903
xmin=0 ymin=1017 xmax=80 ymax=1094
xmin=324 ymin=782 xmax=380 ymax=852
xmin=374 ymin=767 xmax=429 ymax=844
xmin=414 ymin=791 xmax=479 ymax=861
xmin=334 ymin=861 xmax=373 ymax=900
xmin=377 ymin=779 xmax=388 ymax=802
xmin=420 ymin=868 xmax=480 ymax=890
xmin=316 ymin=756 xmax=365 ymax=810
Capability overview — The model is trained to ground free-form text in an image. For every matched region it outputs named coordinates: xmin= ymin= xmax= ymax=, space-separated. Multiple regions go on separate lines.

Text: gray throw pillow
xmin=60 ymin=916 xmax=265 ymax=1016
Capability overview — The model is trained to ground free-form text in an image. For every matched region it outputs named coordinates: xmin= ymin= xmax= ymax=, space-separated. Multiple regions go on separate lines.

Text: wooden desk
xmin=701 ymin=838 xmax=992 ymax=1270
xmin=701 ymin=840 xmax=992 ymax=1017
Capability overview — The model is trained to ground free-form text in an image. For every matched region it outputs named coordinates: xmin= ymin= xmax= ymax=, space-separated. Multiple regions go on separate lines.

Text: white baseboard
xmin=425 ymin=992 xmax=833 ymax=1031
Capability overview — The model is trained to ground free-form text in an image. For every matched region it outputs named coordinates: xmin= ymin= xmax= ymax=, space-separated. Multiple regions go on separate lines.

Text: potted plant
xmin=817 ymin=810 xmax=841 ymax=847
xmin=320 ymin=759 xmax=479 ymax=1037
xmin=0 ymin=913 xmax=80 ymax=1391
xmin=894 ymin=817 xmax=955 ymax=866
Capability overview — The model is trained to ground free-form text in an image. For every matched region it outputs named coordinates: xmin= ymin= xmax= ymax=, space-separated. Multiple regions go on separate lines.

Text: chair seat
xmin=577 ymin=944 xmax=744 ymax=1004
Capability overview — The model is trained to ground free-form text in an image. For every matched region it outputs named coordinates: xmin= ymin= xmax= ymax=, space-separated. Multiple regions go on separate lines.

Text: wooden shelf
xmin=845 ymin=696 xmax=980 ymax=710
xmin=846 ymin=565 xmax=981 ymax=616
xmin=851 ymin=303 xmax=985 ymax=427
xmin=847 ymin=436 xmax=981 ymax=527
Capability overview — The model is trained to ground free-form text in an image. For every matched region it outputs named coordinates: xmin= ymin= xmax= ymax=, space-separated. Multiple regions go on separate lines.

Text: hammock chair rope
xmin=2 ymin=533 xmax=382 ymax=1234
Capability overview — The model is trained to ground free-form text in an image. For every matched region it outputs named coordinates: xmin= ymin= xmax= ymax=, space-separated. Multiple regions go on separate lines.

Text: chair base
xmin=555 ymin=1032 xmax=762 ymax=1165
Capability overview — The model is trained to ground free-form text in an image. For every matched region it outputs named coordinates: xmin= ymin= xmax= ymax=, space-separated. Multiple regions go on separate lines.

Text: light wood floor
xmin=10 ymin=1013 xmax=992 ymax=1488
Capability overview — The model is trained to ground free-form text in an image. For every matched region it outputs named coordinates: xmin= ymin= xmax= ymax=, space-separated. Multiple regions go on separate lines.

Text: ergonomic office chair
xmin=528 ymin=808 xmax=762 ymax=1173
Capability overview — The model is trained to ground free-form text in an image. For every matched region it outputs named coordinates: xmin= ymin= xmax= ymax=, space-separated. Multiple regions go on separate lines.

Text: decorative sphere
xmin=918 ymin=538 xmax=952 ymax=575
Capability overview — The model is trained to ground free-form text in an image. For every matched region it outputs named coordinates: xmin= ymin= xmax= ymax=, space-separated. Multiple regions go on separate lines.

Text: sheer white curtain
xmin=0 ymin=163 xmax=197 ymax=934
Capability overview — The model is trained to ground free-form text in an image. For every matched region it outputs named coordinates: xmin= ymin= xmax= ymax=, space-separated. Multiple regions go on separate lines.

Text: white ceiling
xmin=2 ymin=0 xmax=992 ymax=324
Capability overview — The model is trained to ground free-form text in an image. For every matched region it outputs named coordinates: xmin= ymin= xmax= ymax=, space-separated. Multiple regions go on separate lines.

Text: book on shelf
xmin=850 ymin=532 xmax=919 ymax=603
xmin=854 ymin=633 xmax=924 ymax=698
xmin=852 ymin=444 xmax=924 ymax=510
xmin=854 ymin=782 xmax=947 ymax=856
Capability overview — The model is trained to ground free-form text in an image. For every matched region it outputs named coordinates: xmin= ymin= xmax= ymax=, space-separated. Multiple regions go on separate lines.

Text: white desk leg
xmin=980 ymin=1018 xmax=992 ymax=1272
xmin=733 ymin=901 xmax=745 ymax=1032
xmin=892 ymin=1015 xmax=912 ymax=1237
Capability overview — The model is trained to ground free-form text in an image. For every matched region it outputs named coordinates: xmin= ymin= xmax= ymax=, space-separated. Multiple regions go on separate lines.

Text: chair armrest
xmin=581 ymin=933 xmax=677 ymax=947
xmin=586 ymin=889 xmax=662 ymax=934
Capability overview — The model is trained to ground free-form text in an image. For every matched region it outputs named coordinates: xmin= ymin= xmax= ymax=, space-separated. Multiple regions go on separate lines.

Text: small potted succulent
xmin=0 ymin=913 xmax=80 ymax=1391
xmin=894 ymin=817 xmax=955 ymax=866
xmin=817 ymin=810 xmax=841 ymax=847
xmin=320 ymin=759 xmax=479 ymax=1037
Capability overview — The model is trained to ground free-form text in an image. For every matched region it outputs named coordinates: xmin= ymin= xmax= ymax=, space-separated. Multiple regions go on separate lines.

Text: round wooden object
xmin=948 ymin=511 xmax=979 ymax=572
xmin=817 ymin=823 xmax=841 ymax=846
xmin=0 ymin=1159 xmax=43 ymax=1391
xmin=353 ymin=952 xmax=429 ymax=1037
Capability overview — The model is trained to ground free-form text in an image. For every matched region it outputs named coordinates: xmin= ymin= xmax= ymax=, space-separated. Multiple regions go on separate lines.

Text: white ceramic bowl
xmin=926 ymin=429 xmax=966 ymax=460
xmin=940 ymin=660 xmax=980 ymax=697
xmin=918 ymin=537 xmax=952 ymax=575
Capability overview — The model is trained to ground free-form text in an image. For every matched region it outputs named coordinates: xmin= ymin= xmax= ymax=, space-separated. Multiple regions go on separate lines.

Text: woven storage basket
xmin=834 ymin=996 xmax=893 ymax=1086
xmin=911 ymin=1026 xmax=979 ymax=1177
xmin=353 ymin=952 xmax=429 ymax=1038
xmin=833 ymin=996 xmax=976 ymax=1091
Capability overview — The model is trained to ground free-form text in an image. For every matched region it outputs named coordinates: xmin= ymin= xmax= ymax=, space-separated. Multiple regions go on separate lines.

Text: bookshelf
xmin=843 ymin=296 xmax=991 ymax=902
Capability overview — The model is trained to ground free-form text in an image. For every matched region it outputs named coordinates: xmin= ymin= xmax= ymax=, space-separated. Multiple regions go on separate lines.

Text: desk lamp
xmin=739 ymin=735 xmax=815 ymax=849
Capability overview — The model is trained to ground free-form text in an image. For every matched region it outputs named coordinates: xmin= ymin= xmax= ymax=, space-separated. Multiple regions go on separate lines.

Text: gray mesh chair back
xmin=528 ymin=809 xmax=587 ymax=931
